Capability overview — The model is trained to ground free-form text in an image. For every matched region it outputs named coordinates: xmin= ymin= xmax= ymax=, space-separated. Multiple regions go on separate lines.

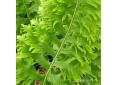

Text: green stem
xmin=22 ymin=0 xmax=30 ymax=21
xmin=42 ymin=0 xmax=79 ymax=85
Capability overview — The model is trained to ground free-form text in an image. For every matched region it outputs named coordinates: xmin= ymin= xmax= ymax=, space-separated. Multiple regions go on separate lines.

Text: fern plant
xmin=16 ymin=0 xmax=40 ymax=34
xmin=16 ymin=0 xmax=101 ymax=85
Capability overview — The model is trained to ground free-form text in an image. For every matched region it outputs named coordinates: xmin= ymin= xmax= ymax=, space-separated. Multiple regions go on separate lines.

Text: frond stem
xmin=42 ymin=0 xmax=79 ymax=84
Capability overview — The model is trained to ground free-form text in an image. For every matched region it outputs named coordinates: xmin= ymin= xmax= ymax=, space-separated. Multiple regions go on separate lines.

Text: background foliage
xmin=16 ymin=0 xmax=40 ymax=34
xmin=16 ymin=0 xmax=101 ymax=85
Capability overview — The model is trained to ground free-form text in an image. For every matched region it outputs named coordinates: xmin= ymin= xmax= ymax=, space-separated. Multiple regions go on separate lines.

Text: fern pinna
xmin=16 ymin=0 xmax=101 ymax=85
